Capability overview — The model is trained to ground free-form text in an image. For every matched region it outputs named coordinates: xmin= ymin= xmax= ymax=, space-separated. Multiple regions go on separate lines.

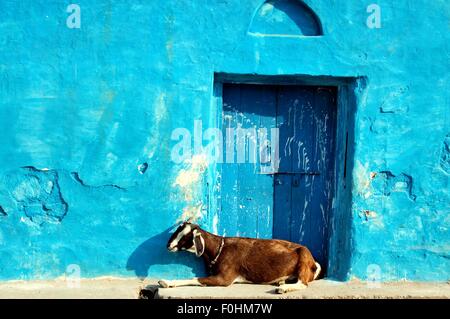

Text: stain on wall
xmin=0 ymin=0 xmax=448 ymax=281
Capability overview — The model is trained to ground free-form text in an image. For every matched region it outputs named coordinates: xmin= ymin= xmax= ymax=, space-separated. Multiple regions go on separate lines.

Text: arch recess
xmin=248 ymin=0 xmax=323 ymax=37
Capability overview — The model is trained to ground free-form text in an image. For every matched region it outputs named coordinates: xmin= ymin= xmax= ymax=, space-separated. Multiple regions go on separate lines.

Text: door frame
xmin=208 ymin=73 xmax=366 ymax=280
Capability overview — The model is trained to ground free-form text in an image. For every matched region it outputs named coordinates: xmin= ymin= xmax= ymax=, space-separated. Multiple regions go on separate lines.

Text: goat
xmin=158 ymin=222 xmax=321 ymax=294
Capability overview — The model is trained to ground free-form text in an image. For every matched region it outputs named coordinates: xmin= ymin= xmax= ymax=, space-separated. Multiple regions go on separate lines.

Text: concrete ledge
xmin=1 ymin=278 xmax=449 ymax=299
xmin=0 ymin=277 xmax=155 ymax=299
xmin=151 ymin=279 xmax=450 ymax=299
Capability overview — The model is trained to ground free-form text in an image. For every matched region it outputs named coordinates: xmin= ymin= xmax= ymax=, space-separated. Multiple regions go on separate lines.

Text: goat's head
xmin=167 ymin=222 xmax=205 ymax=257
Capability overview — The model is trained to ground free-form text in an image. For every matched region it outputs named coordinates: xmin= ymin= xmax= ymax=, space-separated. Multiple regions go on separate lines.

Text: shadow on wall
xmin=126 ymin=225 xmax=205 ymax=279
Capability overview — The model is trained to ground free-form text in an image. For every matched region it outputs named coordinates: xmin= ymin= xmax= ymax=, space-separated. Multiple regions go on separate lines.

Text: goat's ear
xmin=192 ymin=229 xmax=205 ymax=257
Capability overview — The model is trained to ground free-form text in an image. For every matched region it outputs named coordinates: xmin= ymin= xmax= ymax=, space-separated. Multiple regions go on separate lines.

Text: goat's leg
xmin=198 ymin=274 xmax=236 ymax=287
xmin=159 ymin=274 xmax=236 ymax=288
xmin=275 ymin=265 xmax=308 ymax=293
xmin=158 ymin=278 xmax=202 ymax=288
xmin=275 ymin=281 xmax=307 ymax=294
xmin=276 ymin=249 xmax=319 ymax=294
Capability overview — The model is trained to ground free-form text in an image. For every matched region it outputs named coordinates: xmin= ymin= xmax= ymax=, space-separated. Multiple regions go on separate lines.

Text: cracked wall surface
xmin=0 ymin=0 xmax=448 ymax=281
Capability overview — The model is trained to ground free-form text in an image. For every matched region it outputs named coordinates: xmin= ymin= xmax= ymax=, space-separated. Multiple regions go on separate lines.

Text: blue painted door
xmin=219 ymin=84 xmax=337 ymax=267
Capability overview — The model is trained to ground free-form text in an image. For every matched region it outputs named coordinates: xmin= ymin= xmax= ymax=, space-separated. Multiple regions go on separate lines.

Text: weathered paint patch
xmin=177 ymin=204 xmax=204 ymax=224
xmin=372 ymin=171 xmax=416 ymax=201
xmin=353 ymin=160 xmax=372 ymax=199
xmin=357 ymin=209 xmax=384 ymax=230
xmin=379 ymin=85 xmax=410 ymax=114
xmin=173 ymin=154 xmax=208 ymax=200
xmin=0 ymin=167 xmax=68 ymax=225
xmin=173 ymin=154 xmax=209 ymax=223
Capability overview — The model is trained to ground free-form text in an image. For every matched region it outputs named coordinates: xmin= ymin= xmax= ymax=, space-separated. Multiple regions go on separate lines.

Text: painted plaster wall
xmin=0 ymin=0 xmax=448 ymax=281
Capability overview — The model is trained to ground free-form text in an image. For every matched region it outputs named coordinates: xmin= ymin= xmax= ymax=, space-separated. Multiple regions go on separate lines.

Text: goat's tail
xmin=313 ymin=262 xmax=321 ymax=280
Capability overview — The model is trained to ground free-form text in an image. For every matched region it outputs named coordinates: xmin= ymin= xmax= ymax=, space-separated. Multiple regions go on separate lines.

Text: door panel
xmin=307 ymin=88 xmax=337 ymax=265
xmin=220 ymin=84 xmax=275 ymax=238
xmin=274 ymin=86 xmax=337 ymax=266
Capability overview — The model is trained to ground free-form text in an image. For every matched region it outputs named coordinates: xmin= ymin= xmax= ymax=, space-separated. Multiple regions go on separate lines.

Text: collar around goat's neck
xmin=198 ymin=230 xmax=225 ymax=267
xmin=209 ymin=237 xmax=224 ymax=267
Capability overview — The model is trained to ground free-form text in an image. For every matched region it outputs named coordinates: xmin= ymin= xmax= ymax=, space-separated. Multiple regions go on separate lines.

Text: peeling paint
xmin=373 ymin=171 xmax=416 ymax=201
xmin=353 ymin=161 xmax=372 ymax=199
xmin=173 ymin=154 xmax=208 ymax=201
xmin=362 ymin=210 xmax=377 ymax=220
xmin=173 ymin=154 xmax=209 ymax=223
xmin=379 ymin=85 xmax=410 ymax=113
xmin=357 ymin=209 xmax=384 ymax=229
xmin=176 ymin=204 xmax=205 ymax=224
xmin=1 ymin=167 xmax=68 ymax=225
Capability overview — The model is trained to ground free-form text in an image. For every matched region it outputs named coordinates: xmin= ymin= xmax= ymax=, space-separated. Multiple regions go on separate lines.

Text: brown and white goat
xmin=158 ymin=222 xmax=321 ymax=294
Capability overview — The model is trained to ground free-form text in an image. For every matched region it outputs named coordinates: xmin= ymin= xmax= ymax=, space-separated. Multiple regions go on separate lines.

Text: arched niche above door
xmin=248 ymin=0 xmax=323 ymax=37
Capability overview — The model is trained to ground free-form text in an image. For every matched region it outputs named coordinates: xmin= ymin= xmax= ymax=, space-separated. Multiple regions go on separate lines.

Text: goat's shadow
xmin=126 ymin=225 xmax=205 ymax=280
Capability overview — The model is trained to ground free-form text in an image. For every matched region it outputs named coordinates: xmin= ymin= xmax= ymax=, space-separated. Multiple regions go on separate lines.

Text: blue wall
xmin=0 ymin=0 xmax=448 ymax=281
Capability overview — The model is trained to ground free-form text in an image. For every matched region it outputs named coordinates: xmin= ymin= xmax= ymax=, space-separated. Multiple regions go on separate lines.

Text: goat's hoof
xmin=275 ymin=287 xmax=286 ymax=294
xmin=158 ymin=280 xmax=170 ymax=288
